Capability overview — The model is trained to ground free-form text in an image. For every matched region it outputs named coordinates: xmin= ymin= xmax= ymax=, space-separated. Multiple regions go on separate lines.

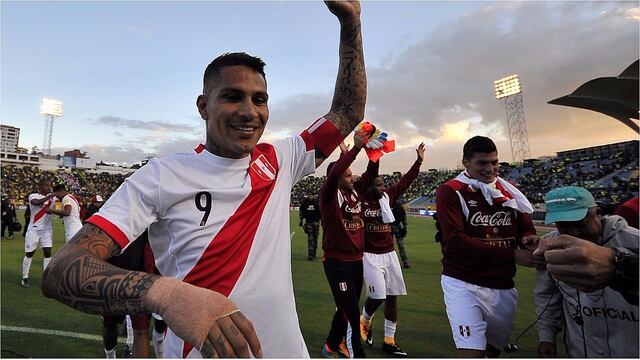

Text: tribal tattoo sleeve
xmin=41 ymin=223 xmax=159 ymax=315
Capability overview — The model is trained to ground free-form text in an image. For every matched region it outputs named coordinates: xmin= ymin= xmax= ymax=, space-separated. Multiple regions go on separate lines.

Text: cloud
xmin=268 ymin=1 xmax=638 ymax=170
xmin=50 ymin=136 xmax=203 ymax=166
xmin=360 ymin=1 xmax=639 ymax=167
xmin=74 ymin=2 xmax=638 ymax=172
xmin=441 ymin=121 xmax=471 ymax=142
xmin=51 ymin=144 xmax=152 ymax=166
xmin=151 ymin=137 xmax=204 ymax=157
xmin=93 ymin=116 xmax=198 ymax=134
xmin=121 ymin=24 xmax=152 ymax=38
xmin=268 ymin=92 xmax=332 ymax=133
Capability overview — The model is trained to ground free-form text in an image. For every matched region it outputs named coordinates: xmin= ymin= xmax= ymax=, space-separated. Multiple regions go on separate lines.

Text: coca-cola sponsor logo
xmin=345 ymin=203 xmax=361 ymax=214
xmin=470 ymin=211 xmax=513 ymax=227
xmin=364 ymin=208 xmax=381 ymax=217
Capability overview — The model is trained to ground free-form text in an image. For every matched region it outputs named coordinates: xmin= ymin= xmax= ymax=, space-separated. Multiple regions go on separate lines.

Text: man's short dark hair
xmin=38 ymin=179 xmax=51 ymax=186
xmin=463 ymin=136 xmax=497 ymax=160
xmin=326 ymin=161 xmax=336 ymax=177
xmin=53 ymin=184 xmax=66 ymax=192
xmin=203 ymin=52 xmax=266 ymax=95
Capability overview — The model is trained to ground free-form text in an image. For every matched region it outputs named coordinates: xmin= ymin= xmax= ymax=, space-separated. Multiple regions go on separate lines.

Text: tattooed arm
xmin=41 ymin=223 xmax=155 ymax=314
xmin=316 ymin=0 xmax=367 ymax=167
xmin=42 ymin=224 xmax=262 ymax=358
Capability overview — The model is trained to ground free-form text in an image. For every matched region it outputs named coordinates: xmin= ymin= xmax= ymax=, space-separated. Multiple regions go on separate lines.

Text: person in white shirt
xmin=42 ymin=1 xmax=367 ymax=358
xmin=22 ymin=179 xmax=56 ymax=287
xmin=46 ymin=184 xmax=83 ymax=243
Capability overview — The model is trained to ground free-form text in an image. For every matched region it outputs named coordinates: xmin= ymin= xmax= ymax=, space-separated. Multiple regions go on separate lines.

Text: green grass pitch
xmin=1 ymin=210 xmax=563 ymax=358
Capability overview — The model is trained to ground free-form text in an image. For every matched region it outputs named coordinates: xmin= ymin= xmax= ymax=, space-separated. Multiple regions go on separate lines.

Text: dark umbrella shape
xmin=548 ymin=60 xmax=639 ymax=133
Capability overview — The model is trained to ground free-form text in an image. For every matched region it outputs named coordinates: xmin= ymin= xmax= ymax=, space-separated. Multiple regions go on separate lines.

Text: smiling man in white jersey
xmin=22 ymin=179 xmax=56 ymax=288
xmin=43 ymin=1 xmax=367 ymax=358
xmin=46 ymin=184 xmax=83 ymax=243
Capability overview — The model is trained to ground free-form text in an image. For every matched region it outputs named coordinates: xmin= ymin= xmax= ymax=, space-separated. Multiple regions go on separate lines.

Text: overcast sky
xmin=2 ymin=1 xmax=638 ymax=174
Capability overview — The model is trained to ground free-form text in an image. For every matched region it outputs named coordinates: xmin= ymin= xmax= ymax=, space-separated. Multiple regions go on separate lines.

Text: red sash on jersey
xmin=33 ymin=199 xmax=52 ymax=224
xmin=181 ymin=143 xmax=280 ymax=357
xmin=67 ymin=194 xmax=81 ymax=220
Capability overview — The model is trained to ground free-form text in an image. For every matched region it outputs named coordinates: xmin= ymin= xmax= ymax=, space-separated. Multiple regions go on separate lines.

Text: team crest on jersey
xmin=459 ymin=325 xmax=471 ymax=338
xmin=250 ymin=154 xmax=276 ymax=181
xmin=339 ymin=282 xmax=348 ymax=292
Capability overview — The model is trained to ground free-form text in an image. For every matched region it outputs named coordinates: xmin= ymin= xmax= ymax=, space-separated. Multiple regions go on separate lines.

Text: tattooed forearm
xmin=42 ymin=223 xmax=159 ymax=315
xmin=68 ymin=223 xmax=121 ymax=257
xmin=327 ymin=18 xmax=366 ymax=137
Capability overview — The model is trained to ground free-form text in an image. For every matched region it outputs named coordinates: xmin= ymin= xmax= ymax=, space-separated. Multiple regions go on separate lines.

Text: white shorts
xmin=441 ymin=275 xmax=517 ymax=351
xmin=65 ymin=224 xmax=82 ymax=242
xmin=25 ymin=229 xmax=53 ymax=252
xmin=363 ymin=251 xmax=407 ymax=299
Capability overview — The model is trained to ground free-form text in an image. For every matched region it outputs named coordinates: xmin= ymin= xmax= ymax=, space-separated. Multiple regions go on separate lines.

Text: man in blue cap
xmin=533 ymin=186 xmax=638 ymax=358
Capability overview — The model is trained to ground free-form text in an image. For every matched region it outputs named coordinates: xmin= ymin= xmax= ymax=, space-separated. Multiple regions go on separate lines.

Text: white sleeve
xmin=86 ymin=158 xmax=162 ymax=250
xmin=62 ymin=196 xmax=72 ymax=208
xmin=273 ymin=135 xmax=316 ymax=186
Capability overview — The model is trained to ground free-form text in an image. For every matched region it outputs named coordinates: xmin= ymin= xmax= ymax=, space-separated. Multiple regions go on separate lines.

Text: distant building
xmin=59 ymin=148 xmax=97 ymax=170
xmin=1 ymin=125 xmax=20 ymax=153
xmin=63 ymin=149 xmax=88 ymax=158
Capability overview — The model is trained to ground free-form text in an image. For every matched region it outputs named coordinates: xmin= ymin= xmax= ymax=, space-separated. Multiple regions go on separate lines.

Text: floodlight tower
xmin=40 ymin=98 xmax=63 ymax=155
xmin=494 ymin=75 xmax=530 ymax=163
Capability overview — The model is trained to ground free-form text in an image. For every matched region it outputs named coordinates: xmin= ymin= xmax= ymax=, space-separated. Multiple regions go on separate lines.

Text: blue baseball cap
xmin=544 ymin=186 xmax=597 ymax=224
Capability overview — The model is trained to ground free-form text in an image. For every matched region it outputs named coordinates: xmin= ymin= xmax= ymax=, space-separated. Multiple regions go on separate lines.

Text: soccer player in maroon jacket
xmin=435 ymin=136 xmax=544 ymax=358
xmin=320 ymin=132 xmax=377 ymax=359
xmin=359 ymin=143 xmax=424 ymax=358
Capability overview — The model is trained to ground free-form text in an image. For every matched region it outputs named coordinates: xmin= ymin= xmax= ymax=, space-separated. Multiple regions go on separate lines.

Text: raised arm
xmin=46 ymin=204 xmax=71 ymax=217
xmin=353 ymin=159 xmax=379 ymax=195
xmin=30 ymin=194 xmax=54 ymax=206
xmin=315 ymin=0 xmax=366 ymax=167
xmin=42 ymin=225 xmax=262 ymax=358
xmin=386 ymin=143 xmax=424 ymax=202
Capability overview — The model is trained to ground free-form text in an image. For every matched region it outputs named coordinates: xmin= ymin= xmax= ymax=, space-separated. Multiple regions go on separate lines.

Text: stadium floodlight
xmin=40 ymin=97 xmax=63 ymax=155
xmin=493 ymin=75 xmax=530 ymax=163
xmin=40 ymin=98 xmax=63 ymax=117
xmin=494 ymin=75 xmax=522 ymax=99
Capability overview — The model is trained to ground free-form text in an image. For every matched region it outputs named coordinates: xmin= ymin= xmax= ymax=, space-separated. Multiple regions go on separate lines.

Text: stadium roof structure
xmin=548 ymin=60 xmax=639 ymax=134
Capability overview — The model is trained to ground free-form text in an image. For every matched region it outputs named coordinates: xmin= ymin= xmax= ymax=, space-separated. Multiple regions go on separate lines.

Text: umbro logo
xmin=459 ymin=325 xmax=471 ymax=338
xmin=468 ymin=200 xmax=478 ymax=207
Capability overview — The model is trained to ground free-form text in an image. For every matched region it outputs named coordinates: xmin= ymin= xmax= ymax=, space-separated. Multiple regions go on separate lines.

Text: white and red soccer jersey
xmin=27 ymin=193 xmax=55 ymax=232
xmin=61 ymin=194 xmax=83 ymax=242
xmin=88 ymin=135 xmax=317 ymax=358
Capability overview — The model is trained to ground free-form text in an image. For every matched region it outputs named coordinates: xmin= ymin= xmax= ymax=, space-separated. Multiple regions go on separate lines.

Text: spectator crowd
xmin=2 ymin=141 xmax=638 ymax=212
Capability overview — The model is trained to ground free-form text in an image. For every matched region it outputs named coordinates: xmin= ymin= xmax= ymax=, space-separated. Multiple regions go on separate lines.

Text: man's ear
xmin=196 ymin=95 xmax=208 ymax=120
xmin=462 ymin=157 xmax=469 ymax=169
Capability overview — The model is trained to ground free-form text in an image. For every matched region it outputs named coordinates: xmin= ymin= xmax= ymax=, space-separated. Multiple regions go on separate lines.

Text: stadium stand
xmin=2 ymin=140 xmax=637 ymax=217
xmin=1 ymin=166 xmax=130 ymax=206
xmin=290 ymin=140 xmax=638 ymax=217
